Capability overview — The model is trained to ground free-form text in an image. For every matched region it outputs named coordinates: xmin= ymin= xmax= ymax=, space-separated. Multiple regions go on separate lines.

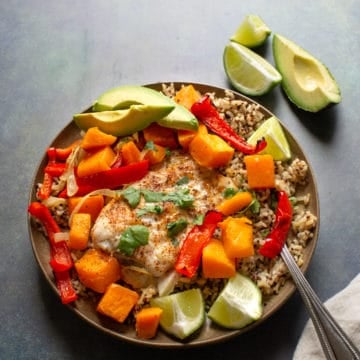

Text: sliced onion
xmin=54 ymin=232 xmax=70 ymax=243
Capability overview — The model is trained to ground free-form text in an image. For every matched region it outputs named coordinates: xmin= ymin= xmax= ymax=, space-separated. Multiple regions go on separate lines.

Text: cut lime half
xmin=208 ymin=272 xmax=263 ymax=329
xmin=248 ymin=116 xmax=291 ymax=161
xmin=223 ymin=41 xmax=282 ymax=96
xmin=230 ymin=15 xmax=271 ymax=48
xmin=150 ymin=288 xmax=205 ymax=340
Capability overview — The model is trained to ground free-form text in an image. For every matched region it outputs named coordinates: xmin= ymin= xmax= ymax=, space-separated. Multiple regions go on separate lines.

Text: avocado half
xmin=93 ymin=85 xmax=198 ymax=131
xmin=73 ymin=105 xmax=174 ymax=136
xmin=272 ymin=34 xmax=341 ymax=112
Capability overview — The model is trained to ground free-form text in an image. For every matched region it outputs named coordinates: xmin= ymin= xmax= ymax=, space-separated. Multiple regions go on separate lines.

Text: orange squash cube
xmin=74 ymin=249 xmax=121 ymax=293
xmin=68 ymin=213 xmax=91 ymax=250
xmin=77 ymin=145 xmax=116 ymax=178
xmin=202 ymin=238 xmax=236 ymax=278
xmin=135 ymin=307 xmax=163 ymax=339
xmin=244 ymin=154 xmax=275 ymax=189
xmin=219 ymin=216 xmax=254 ymax=259
xmin=81 ymin=127 xmax=117 ymax=150
xmin=67 ymin=195 xmax=104 ymax=222
xmin=97 ymin=283 xmax=140 ymax=323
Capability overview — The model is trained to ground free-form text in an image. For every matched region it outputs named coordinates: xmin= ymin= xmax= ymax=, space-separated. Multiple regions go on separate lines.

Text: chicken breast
xmin=91 ymin=150 xmax=235 ymax=277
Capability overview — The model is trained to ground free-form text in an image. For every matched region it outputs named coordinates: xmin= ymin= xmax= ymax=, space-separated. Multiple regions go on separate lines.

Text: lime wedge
xmin=223 ymin=41 xmax=282 ymax=96
xmin=208 ymin=273 xmax=262 ymax=329
xmin=150 ymin=288 xmax=205 ymax=340
xmin=230 ymin=15 xmax=271 ymax=48
xmin=248 ymin=116 xmax=291 ymax=161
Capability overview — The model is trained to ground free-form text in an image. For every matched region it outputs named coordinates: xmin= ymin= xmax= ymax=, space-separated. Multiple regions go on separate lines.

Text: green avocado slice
xmin=272 ymin=34 xmax=341 ymax=112
xmin=93 ymin=85 xmax=198 ymax=131
xmin=73 ymin=104 xmax=174 ymax=136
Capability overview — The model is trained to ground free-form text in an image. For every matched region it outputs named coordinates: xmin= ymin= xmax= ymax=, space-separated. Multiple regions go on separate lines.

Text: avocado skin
xmin=272 ymin=34 xmax=341 ymax=112
xmin=73 ymin=104 xmax=174 ymax=136
xmin=93 ymin=85 xmax=198 ymax=131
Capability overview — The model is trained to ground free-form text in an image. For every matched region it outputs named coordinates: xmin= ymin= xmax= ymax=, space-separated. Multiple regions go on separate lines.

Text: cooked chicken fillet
xmin=91 ymin=150 xmax=235 ymax=277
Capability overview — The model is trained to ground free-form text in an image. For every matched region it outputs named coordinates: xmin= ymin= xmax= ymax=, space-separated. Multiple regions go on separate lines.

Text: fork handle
xmin=281 ymin=247 xmax=360 ymax=359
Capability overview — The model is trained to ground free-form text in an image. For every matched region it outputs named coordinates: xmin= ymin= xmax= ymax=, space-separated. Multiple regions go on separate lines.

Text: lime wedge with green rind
xmin=248 ymin=116 xmax=291 ymax=161
xmin=150 ymin=288 xmax=205 ymax=340
xmin=223 ymin=41 xmax=282 ymax=96
xmin=230 ymin=15 xmax=271 ymax=48
xmin=208 ymin=272 xmax=263 ymax=329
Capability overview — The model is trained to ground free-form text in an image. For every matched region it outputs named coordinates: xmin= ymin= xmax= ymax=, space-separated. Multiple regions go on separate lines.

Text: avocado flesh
xmin=73 ymin=104 xmax=174 ymax=136
xmin=93 ymin=85 xmax=198 ymax=131
xmin=273 ymin=34 xmax=341 ymax=112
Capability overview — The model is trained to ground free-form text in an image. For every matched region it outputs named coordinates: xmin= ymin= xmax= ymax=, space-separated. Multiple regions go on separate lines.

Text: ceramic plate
xmin=28 ymin=82 xmax=319 ymax=348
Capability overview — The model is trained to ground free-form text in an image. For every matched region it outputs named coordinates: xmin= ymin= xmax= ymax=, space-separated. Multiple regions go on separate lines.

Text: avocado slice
xmin=272 ymin=34 xmax=341 ymax=112
xmin=93 ymin=85 xmax=198 ymax=131
xmin=73 ymin=104 xmax=174 ymax=136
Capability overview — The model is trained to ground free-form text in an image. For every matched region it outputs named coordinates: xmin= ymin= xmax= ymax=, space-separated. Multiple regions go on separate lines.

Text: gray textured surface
xmin=1 ymin=1 xmax=359 ymax=359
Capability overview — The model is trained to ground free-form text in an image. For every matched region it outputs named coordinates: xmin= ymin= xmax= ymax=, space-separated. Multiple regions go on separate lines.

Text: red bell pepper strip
xmin=44 ymin=163 xmax=67 ymax=177
xmin=37 ymin=148 xmax=57 ymax=200
xmin=191 ymin=96 xmax=267 ymax=155
xmin=28 ymin=202 xmax=73 ymax=272
xmin=175 ymin=210 xmax=223 ymax=278
xmin=60 ymin=159 xmax=150 ymax=197
xmin=48 ymin=139 xmax=82 ymax=161
xmin=258 ymin=191 xmax=293 ymax=258
xmin=37 ymin=172 xmax=53 ymax=200
xmin=28 ymin=202 xmax=77 ymax=303
xmin=54 ymin=270 xmax=78 ymax=304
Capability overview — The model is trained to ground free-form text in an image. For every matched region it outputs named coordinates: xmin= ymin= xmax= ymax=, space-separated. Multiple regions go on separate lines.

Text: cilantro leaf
xmin=136 ymin=204 xmax=163 ymax=217
xmin=176 ymin=176 xmax=190 ymax=185
xmin=122 ymin=187 xmax=141 ymax=208
xmin=118 ymin=225 xmax=149 ymax=256
xmin=167 ymin=218 xmax=188 ymax=238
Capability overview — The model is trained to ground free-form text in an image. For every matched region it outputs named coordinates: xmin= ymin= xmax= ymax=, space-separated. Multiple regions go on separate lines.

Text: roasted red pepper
xmin=44 ymin=163 xmax=67 ymax=177
xmin=28 ymin=202 xmax=73 ymax=272
xmin=59 ymin=159 xmax=150 ymax=197
xmin=175 ymin=210 xmax=223 ymax=278
xmin=37 ymin=148 xmax=57 ymax=200
xmin=28 ymin=202 xmax=77 ymax=303
xmin=191 ymin=96 xmax=267 ymax=155
xmin=54 ymin=270 xmax=78 ymax=304
xmin=258 ymin=191 xmax=293 ymax=258
xmin=48 ymin=140 xmax=82 ymax=161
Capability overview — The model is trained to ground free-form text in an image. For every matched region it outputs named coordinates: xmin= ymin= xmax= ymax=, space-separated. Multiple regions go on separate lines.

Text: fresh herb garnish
xmin=249 ymin=198 xmax=261 ymax=214
xmin=144 ymin=141 xmax=156 ymax=151
xmin=167 ymin=218 xmax=188 ymax=238
xmin=223 ymin=187 xmax=237 ymax=198
xmin=141 ymin=188 xmax=194 ymax=209
xmin=118 ymin=225 xmax=149 ymax=256
xmin=176 ymin=176 xmax=190 ymax=185
xmin=136 ymin=204 xmax=163 ymax=217
xmin=193 ymin=214 xmax=205 ymax=225
xmin=122 ymin=187 xmax=141 ymax=208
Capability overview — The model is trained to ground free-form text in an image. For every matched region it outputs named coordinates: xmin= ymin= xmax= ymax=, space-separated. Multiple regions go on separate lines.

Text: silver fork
xmin=281 ymin=245 xmax=360 ymax=360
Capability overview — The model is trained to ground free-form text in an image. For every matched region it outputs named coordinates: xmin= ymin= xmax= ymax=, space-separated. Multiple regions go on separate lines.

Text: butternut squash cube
xmin=174 ymin=84 xmax=201 ymax=110
xmin=219 ymin=216 xmax=254 ymax=259
xmin=216 ymin=191 xmax=253 ymax=216
xmin=68 ymin=213 xmax=91 ymax=250
xmin=202 ymin=238 xmax=236 ymax=278
xmin=77 ymin=145 xmax=116 ymax=178
xmin=244 ymin=154 xmax=275 ymax=189
xmin=121 ymin=140 xmax=142 ymax=165
xmin=135 ymin=307 xmax=163 ymax=339
xmin=81 ymin=126 xmax=117 ymax=150
xmin=67 ymin=194 xmax=104 ymax=222
xmin=189 ymin=131 xmax=234 ymax=168
xmin=97 ymin=283 xmax=140 ymax=323
xmin=74 ymin=249 xmax=121 ymax=293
